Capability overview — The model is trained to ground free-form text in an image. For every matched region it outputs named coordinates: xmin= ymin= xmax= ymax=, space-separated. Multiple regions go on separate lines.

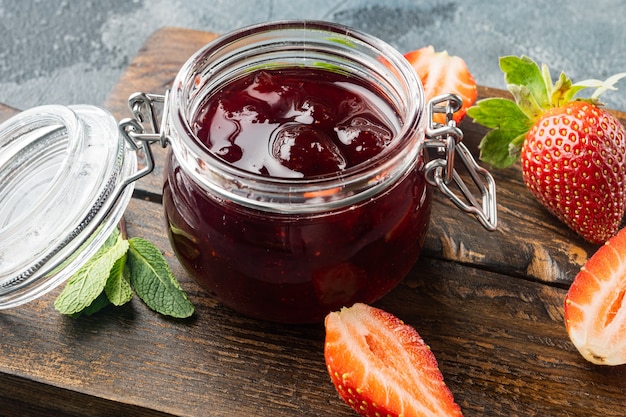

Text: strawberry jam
xmin=163 ymin=67 xmax=430 ymax=322
xmin=191 ymin=69 xmax=397 ymax=176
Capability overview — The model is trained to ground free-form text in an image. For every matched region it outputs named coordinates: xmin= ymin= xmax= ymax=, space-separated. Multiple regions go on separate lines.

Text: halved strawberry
xmin=324 ymin=303 xmax=463 ymax=416
xmin=565 ymin=226 xmax=626 ymax=365
xmin=404 ymin=46 xmax=477 ymax=124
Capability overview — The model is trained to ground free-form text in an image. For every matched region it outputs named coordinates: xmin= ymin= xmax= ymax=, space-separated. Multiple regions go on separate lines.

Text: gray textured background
xmin=1 ymin=0 xmax=625 ymax=111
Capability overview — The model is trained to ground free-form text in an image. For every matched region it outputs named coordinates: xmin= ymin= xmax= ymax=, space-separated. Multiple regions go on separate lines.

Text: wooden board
xmin=1 ymin=27 xmax=626 ymax=417
xmin=0 ymin=103 xmax=18 ymax=123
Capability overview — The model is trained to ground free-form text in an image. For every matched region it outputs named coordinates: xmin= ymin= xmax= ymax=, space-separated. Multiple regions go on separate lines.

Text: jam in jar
xmin=156 ymin=21 xmax=442 ymax=323
xmin=163 ymin=65 xmax=430 ymax=322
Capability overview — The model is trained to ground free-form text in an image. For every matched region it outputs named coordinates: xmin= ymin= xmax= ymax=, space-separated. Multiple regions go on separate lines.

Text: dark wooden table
xmin=1 ymin=27 xmax=626 ymax=417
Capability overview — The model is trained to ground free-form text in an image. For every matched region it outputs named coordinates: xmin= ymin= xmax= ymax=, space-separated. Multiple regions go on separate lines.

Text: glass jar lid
xmin=0 ymin=104 xmax=137 ymax=308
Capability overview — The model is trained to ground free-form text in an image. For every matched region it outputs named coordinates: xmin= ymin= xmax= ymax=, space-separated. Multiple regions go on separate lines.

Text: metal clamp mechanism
xmin=424 ymin=94 xmax=497 ymax=231
xmin=118 ymin=92 xmax=168 ymax=187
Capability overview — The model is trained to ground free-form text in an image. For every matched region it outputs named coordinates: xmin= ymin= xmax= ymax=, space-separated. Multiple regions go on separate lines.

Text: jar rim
xmin=168 ymin=20 xmax=426 ymax=213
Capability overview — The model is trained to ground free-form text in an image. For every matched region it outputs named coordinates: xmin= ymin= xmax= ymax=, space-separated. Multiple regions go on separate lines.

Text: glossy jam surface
xmin=192 ymin=68 xmax=399 ymax=177
xmin=164 ymin=68 xmax=430 ymax=323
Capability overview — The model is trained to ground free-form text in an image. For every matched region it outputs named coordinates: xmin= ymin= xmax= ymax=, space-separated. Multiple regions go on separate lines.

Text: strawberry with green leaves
xmin=324 ymin=303 xmax=463 ymax=417
xmin=468 ymin=56 xmax=626 ymax=244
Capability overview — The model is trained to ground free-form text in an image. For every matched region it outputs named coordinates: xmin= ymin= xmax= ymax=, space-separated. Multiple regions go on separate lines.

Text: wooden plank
xmin=0 ymin=198 xmax=350 ymax=417
xmin=2 ymin=197 xmax=625 ymax=416
xmin=2 ymin=26 xmax=626 ymax=417
xmin=424 ymin=164 xmax=598 ymax=286
xmin=0 ymin=373 xmax=175 ymax=417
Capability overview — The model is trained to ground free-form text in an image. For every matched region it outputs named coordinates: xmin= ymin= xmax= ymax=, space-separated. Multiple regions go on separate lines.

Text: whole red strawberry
xmin=468 ymin=56 xmax=626 ymax=244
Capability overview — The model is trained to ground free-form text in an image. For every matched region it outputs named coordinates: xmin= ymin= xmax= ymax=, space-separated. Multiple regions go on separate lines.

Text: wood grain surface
xmin=1 ymin=26 xmax=626 ymax=417
xmin=0 ymin=103 xmax=18 ymax=123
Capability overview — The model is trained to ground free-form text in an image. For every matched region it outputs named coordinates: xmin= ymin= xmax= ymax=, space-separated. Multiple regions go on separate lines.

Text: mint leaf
xmin=127 ymin=237 xmax=194 ymax=318
xmin=55 ymin=227 xmax=195 ymax=319
xmin=104 ymin=254 xmax=133 ymax=306
xmin=73 ymin=292 xmax=112 ymax=318
xmin=102 ymin=227 xmax=121 ymax=248
xmin=54 ymin=234 xmax=129 ymax=315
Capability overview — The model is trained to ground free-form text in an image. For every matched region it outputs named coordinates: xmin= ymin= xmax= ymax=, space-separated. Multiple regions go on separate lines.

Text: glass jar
xmin=0 ymin=105 xmax=137 ymax=308
xmin=151 ymin=21 xmax=495 ymax=323
xmin=0 ymin=20 xmax=496 ymax=322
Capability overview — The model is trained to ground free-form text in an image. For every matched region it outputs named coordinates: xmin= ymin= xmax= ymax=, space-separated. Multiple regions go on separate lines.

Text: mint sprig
xmin=54 ymin=228 xmax=194 ymax=319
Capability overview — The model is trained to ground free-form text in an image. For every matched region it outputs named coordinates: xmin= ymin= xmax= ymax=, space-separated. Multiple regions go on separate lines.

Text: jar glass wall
xmin=162 ymin=21 xmax=429 ymax=322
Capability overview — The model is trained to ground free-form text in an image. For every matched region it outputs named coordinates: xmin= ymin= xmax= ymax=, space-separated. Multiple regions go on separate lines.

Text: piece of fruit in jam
xmin=164 ymin=67 xmax=430 ymax=323
xmin=192 ymin=68 xmax=397 ymax=176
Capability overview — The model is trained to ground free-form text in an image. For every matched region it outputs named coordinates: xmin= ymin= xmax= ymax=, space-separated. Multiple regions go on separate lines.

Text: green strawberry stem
xmin=467 ymin=55 xmax=626 ymax=168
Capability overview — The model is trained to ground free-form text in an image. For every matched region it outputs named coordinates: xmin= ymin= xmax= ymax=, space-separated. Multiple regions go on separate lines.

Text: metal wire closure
xmin=118 ymin=92 xmax=169 ymax=187
xmin=424 ymin=94 xmax=498 ymax=231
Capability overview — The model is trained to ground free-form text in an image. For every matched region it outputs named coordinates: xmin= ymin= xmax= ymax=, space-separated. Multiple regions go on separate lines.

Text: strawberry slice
xmin=565 ymin=227 xmax=626 ymax=365
xmin=324 ymin=303 xmax=463 ymax=416
xmin=404 ymin=46 xmax=477 ymax=124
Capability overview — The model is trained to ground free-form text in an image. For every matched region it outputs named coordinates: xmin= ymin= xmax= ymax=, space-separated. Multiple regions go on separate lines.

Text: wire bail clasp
xmin=118 ymin=91 xmax=169 ymax=187
xmin=424 ymin=94 xmax=497 ymax=231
